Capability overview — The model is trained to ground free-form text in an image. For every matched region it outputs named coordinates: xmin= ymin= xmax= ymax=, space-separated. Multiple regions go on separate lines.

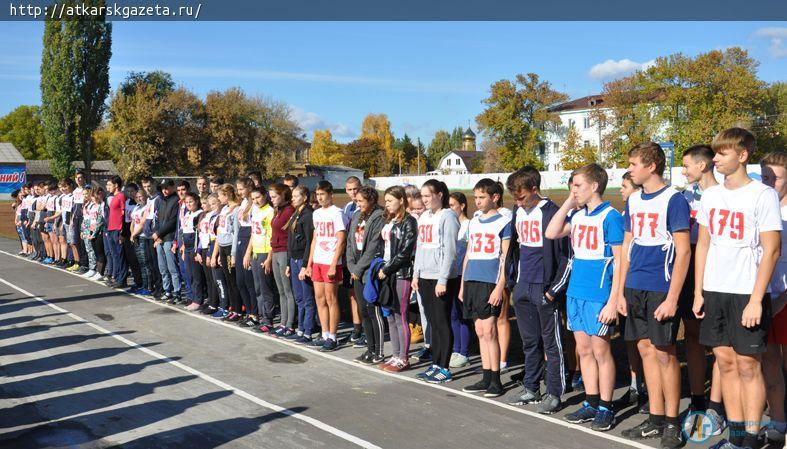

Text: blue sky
xmin=1 ymin=21 xmax=786 ymax=145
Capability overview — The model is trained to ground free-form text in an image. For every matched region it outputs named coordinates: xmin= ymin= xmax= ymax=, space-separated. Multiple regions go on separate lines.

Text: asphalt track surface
xmin=0 ymin=237 xmax=719 ymax=449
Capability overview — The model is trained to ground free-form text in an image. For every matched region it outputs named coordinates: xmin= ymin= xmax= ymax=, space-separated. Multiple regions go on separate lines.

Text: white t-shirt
xmin=355 ymin=218 xmax=367 ymax=251
xmin=381 ymin=221 xmax=394 ymax=262
xmin=770 ymin=205 xmax=787 ymax=296
xmin=312 ymin=205 xmax=347 ymax=265
xmin=697 ymin=181 xmax=782 ymax=295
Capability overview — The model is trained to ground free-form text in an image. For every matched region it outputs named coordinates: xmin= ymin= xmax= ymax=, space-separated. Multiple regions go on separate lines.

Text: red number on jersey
xmin=631 ymin=212 xmax=659 ymax=238
xmin=572 ymin=224 xmax=599 ymax=250
xmin=418 ymin=224 xmax=433 ymax=243
xmin=470 ymin=233 xmax=496 ymax=254
xmin=317 ymin=221 xmax=336 ymax=238
xmin=517 ymin=220 xmax=541 ymax=244
xmin=708 ymin=208 xmax=744 ymax=240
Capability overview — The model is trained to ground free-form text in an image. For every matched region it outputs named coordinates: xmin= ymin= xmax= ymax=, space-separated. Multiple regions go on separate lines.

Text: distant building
xmin=0 ymin=143 xmax=26 ymax=200
xmin=432 ymin=128 xmax=481 ymax=175
xmin=305 ymin=164 xmax=364 ymax=189
xmin=25 ymin=160 xmax=119 ymax=185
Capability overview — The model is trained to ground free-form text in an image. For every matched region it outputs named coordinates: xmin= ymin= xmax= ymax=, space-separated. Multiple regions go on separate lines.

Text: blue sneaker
xmin=707 ymin=439 xmax=737 ymax=449
xmin=211 ymin=308 xmax=229 ymax=319
xmin=416 ymin=365 xmax=438 ymax=380
xmin=590 ymin=406 xmax=615 ymax=431
xmin=42 ymin=257 xmax=53 ymax=264
xmin=564 ymin=402 xmax=598 ymax=424
xmin=294 ymin=335 xmax=312 ymax=345
xmin=138 ymin=289 xmax=152 ymax=296
xmin=320 ymin=338 xmax=337 ymax=352
xmin=425 ymin=367 xmax=452 ymax=384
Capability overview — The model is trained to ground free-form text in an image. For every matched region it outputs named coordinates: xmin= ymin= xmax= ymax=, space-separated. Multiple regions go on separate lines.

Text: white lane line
xmin=0 ymin=275 xmax=382 ymax=449
xmin=0 ymin=249 xmax=655 ymax=449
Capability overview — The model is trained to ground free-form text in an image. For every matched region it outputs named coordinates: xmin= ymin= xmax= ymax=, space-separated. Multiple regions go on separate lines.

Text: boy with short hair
xmin=618 ymin=142 xmax=691 ymax=449
xmin=459 ymin=178 xmax=511 ymax=398
xmin=694 ymin=128 xmax=781 ymax=449
xmin=681 ymin=145 xmax=727 ymax=436
xmin=545 ymin=163 xmax=623 ymax=432
xmin=757 ymin=150 xmax=787 ymax=447
xmin=503 ymin=166 xmax=571 ymax=414
xmin=306 ymin=181 xmax=348 ymax=352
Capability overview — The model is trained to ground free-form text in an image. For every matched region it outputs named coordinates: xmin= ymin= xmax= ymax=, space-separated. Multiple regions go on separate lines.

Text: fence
xmin=370 ymin=165 xmax=763 ymax=191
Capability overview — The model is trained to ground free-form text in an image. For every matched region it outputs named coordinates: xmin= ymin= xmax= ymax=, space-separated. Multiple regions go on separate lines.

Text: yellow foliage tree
xmin=309 ymin=129 xmax=344 ymax=166
xmin=361 ymin=113 xmax=395 ymax=173
xmin=560 ymin=124 xmax=599 ymax=171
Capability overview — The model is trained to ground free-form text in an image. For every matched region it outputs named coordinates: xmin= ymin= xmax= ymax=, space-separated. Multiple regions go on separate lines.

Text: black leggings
xmin=355 ymin=280 xmax=385 ymax=356
xmin=234 ymin=232 xmax=256 ymax=314
xmin=91 ymin=236 xmax=106 ymax=275
xmin=201 ymin=247 xmax=217 ymax=307
xmin=218 ymin=245 xmax=240 ymax=313
xmin=419 ymin=278 xmax=459 ymax=369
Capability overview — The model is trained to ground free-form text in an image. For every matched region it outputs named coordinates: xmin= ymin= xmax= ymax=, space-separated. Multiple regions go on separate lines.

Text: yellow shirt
xmin=250 ymin=204 xmax=274 ymax=254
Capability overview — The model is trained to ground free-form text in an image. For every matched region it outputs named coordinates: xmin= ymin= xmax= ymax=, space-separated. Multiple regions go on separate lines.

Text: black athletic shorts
xmin=463 ymin=280 xmax=501 ymax=320
xmin=678 ymin=248 xmax=696 ymax=321
xmin=623 ymin=287 xmax=680 ymax=346
xmin=699 ymin=290 xmax=771 ymax=355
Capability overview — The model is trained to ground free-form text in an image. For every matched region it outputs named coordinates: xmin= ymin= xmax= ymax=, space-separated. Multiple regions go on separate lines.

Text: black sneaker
xmin=354 ymin=351 xmax=372 ymax=364
xmin=463 ymin=379 xmax=490 ymax=393
xmin=484 ymin=383 xmax=504 ymax=398
xmin=660 ymin=423 xmax=683 ymax=449
xmin=350 ymin=330 xmax=363 ymax=342
xmin=201 ymin=305 xmax=217 ymax=315
xmin=320 ymin=338 xmax=338 ymax=352
xmin=371 ymin=354 xmax=385 ymax=364
xmin=417 ymin=347 xmax=432 ymax=363
xmin=622 ymin=418 xmax=663 ymax=440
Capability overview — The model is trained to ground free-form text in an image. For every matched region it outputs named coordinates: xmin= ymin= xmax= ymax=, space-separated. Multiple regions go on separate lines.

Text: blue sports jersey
xmin=623 ymin=186 xmax=691 ymax=293
xmin=566 ymin=202 xmax=624 ymax=303
xmin=464 ymin=212 xmax=512 ymax=284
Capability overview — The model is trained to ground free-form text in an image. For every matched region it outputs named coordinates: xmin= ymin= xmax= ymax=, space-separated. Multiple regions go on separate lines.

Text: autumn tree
xmin=346 ymin=137 xmax=387 ymax=177
xmin=476 ymin=73 xmax=568 ymax=171
xmin=360 ymin=113 xmax=395 ymax=174
xmin=309 ymin=129 xmax=344 ymax=166
xmin=0 ymin=105 xmax=46 ymax=159
xmin=560 ymin=125 xmax=599 ymax=170
xmin=758 ymin=82 xmax=787 ymax=154
xmin=598 ymin=47 xmax=768 ymax=165
xmin=479 ymin=138 xmax=506 ymax=173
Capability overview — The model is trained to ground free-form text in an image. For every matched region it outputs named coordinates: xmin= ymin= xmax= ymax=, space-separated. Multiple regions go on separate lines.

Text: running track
xmin=0 ymin=238 xmax=715 ymax=448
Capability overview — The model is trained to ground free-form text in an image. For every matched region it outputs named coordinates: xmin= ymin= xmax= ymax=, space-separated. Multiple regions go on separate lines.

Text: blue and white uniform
xmin=566 ymin=202 xmax=623 ymax=336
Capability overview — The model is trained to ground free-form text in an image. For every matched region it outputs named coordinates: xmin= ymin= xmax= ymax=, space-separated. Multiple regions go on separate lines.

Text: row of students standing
xmin=11 ymin=127 xmax=787 ymax=449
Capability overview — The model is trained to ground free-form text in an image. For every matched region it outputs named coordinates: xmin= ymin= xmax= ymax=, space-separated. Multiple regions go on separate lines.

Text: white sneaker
xmin=449 ymin=353 xmax=469 ymax=368
xmin=89 ymin=273 xmax=103 ymax=281
xmin=83 ymin=270 xmax=96 ymax=278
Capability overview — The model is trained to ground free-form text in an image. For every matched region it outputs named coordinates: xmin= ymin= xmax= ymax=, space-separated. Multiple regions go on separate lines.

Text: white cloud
xmin=755 ymin=27 xmax=787 ymax=58
xmin=290 ymin=107 xmax=356 ymax=140
xmin=588 ymin=58 xmax=656 ymax=81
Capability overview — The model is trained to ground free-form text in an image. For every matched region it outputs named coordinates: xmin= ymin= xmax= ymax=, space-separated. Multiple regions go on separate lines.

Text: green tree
xmin=346 ymin=137 xmax=386 ymax=177
xmin=393 ymin=133 xmax=418 ymax=174
xmin=758 ymin=82 xmax=787 ymax=154
xmin=41 ymin=0 xmax=112 ymax=180
xmin=120 ymin=71 xmax=174 ymax=98
xmin=427 ymin=129 xmax=452 ymax=169
xmin=599 ymin=47 xmax=768 ymax=164
xmin=560 ymin=125 xmax=599 ymax=170
xmin=0 ymin=105 xmax=46 ymax=159
xmin=450 ymin=126 xmax=464 ymax=150
xmin=476 ymin=73 xmax=568 ymax=171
